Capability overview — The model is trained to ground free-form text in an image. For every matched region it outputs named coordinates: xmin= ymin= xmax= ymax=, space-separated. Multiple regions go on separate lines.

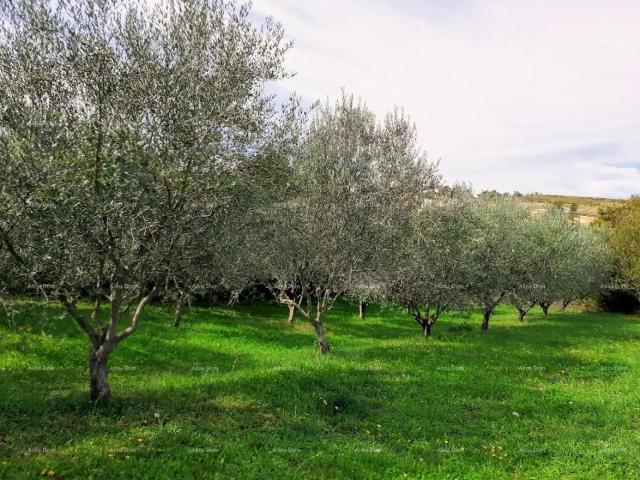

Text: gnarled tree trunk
xmin=410 ymin=313 xmax=434 ymax=337
xmin=481 ymin=309 xmax=491 ymax=330
xmin=89 ymin=343 xmax=112 ymax=401
xmin=172 ymin=298 xmax=183 ymax=327
xmin=359 ymin=301 xmax=367 ymax=320
xmin=517 ymin=308 xmax=527 ymax=322
xmin=539 ymin=302 xmax=550 ymax=315
xmin=61 ymin=286 xmax=157 ymax=401
xmin=408 ymin=304 xmax=436 ymax=337
xmin=293 ymin=287 xmax=334 ymax=354
xmin=287 ymin=304 xmax=295 ymax=324
xmin=517 ymin=301 xmax=536 ymax=322
xmin=560 ymin=299 xmax=571 ymax=311
xmin=423 ymin=321 xmax=433 ymax=337
xmin=312 ymin=312 xmax=330 ymax=354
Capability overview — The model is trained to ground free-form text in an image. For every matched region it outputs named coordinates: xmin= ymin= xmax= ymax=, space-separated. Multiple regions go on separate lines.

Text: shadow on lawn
xmin=1 ymin=353 xmax=623 ymax=477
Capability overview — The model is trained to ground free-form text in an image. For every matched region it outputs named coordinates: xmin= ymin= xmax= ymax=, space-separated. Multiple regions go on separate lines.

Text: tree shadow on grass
xmin=3 ymin=354 xmax=633 ymax=479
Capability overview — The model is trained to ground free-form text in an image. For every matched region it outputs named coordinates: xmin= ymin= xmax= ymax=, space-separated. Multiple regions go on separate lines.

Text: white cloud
xmin=253 ymin=0 xmax=640 ymax=198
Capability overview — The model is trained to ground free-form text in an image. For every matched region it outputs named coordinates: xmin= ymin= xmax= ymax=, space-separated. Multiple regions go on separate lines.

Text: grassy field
xmin=1 ymin=300 xmax=640 ymax=479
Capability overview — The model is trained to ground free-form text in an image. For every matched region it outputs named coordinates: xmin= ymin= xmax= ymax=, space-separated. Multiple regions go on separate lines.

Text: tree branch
xmin=116 ymin=286 xmax=157 ymax=343
xmin=59 ymin=295 xmax=100 ymax=343
xmin=105 ymin=288 xmax=123 ymax=343
xmin=0 ymin=230 xmax=25 ymax=265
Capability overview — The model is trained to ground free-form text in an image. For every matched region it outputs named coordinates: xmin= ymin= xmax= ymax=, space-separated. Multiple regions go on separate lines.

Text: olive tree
xmin=506 ymin=208 xmax=612 ymax=320
xmin=557 ymin=224 xmax=612 ymax=310
xmin=346 ymin=108 xmax=443 ymax=322
xmin=504 ymin=219 xmax=541 ymax=321
xmin=261 ymin=94 xmax=439 ymax=353
xmin=0 ymin=0 xmax=291 ymax=400
xmin=383 ymin=193 xmax=475 ymax=336
xmin=528 ymin=210 xmax=611 ymax=315
xmin=468 ymin=198 xmax=531 ymax=330
xmin=532 ymin=209 xmax=577 ymax=315
xmin=505 ymin=209 xmax=567 ymax=320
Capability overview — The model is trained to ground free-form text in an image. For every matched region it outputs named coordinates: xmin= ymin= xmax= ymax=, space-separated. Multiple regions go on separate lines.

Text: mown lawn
xmin=1 ymin=300 xmax=639 ymax=479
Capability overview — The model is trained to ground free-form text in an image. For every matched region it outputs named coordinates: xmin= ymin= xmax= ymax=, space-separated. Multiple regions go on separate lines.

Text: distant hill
xmin=519 ymin=194 xmax=625 ymax=225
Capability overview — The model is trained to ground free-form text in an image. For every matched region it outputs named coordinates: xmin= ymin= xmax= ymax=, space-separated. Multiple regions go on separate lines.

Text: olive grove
xmin=0 ymin=0 xmax=617 ymax=403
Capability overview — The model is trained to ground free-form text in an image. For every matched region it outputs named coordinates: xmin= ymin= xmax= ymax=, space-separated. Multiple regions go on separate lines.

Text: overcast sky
xmin=252 ymin=0 xmax=640 ymax=198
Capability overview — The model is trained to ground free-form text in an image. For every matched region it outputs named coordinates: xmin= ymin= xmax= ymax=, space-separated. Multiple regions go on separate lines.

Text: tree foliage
xmin=383 ymin=192 xmax=476 ymax=336
xmin=506 ymin=208 xmax=611 ymax=319
xmin=596 ymin=197 xmax=640 ymax=299
xmin=0 ymin=0 xmax=292 ymax=399
xmin=260 ymin=94 xmax=440 ymax=352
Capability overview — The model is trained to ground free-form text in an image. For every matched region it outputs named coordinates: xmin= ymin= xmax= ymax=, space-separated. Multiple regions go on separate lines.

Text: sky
xmin=252 ymin=0 xmax=640 ymax=198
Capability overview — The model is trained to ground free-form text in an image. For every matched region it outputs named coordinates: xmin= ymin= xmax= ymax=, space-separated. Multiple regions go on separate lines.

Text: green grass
xmin=1 ymin=300 xmax=640 ymax=479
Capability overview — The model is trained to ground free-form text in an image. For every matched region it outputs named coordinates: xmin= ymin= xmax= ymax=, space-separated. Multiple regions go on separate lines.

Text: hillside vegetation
xmin=520 ymin=194 xmax=625 ymax=224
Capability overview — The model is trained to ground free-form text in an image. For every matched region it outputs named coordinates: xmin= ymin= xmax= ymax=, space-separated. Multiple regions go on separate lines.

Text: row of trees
xmin=0 ymin=0 xmax=612 ymax=400
xmin=383 ymin=198 xmax=610 ymax=337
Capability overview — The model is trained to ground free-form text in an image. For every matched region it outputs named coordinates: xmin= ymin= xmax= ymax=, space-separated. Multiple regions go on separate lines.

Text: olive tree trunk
xmin=481 ymin=309 xmax=491 ymax=330
xmin=312 ymin=311 xmax=330 ymax=354
xmin=423 ymin=321 xmax=433 ymax=337
xmin=89 ymin=343 xmax=112 ymax=401
xmin=539 ymin=302 xmax=550 ymax=315
xmin=359 ymin=301 xmax=367 ymax=320
xmin=307 ymin=288 xmax=334 ymax=354
xmin=409 ymin=310 xmax=434 ymax=337
xmin=61 ymin=287 xmax=156 ymax=401
xmin=290 ymin=287 xmax=334 ymax=354
xmin=172 ymin=298 xmax=183 ymax=327
xmin=287 ymin=303 xmax=295 ymax=324
xmin=517 ymin=308 xmax=527 ymax=322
